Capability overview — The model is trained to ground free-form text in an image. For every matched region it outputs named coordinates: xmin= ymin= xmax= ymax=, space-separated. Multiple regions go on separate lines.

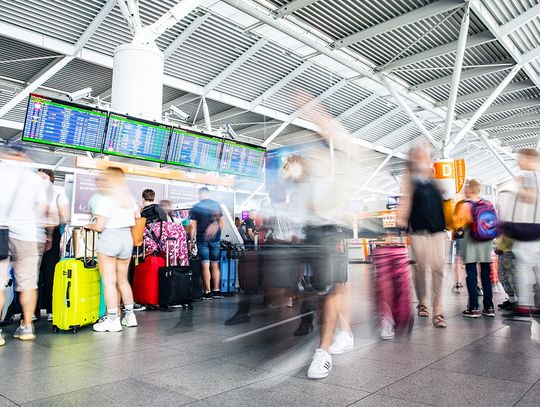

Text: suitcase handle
xmin=165 ymin=237 xmax=177 ymax=267
xmin=66 ymin=281 xmax=71 ymax=308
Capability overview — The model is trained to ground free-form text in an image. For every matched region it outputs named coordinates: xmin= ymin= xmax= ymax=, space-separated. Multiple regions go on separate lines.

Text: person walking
xmin=189 ymin=187 xmax=224 ymax=300
xmin=0 ymin=146 xmax=48 ymax=343
xmin=397 ymin=144 xmax=448 ymax=328
xmin=87 ymin=167 xmax=140 ymax=332
xmin=454 ymin=180 xmax=495 ymax=318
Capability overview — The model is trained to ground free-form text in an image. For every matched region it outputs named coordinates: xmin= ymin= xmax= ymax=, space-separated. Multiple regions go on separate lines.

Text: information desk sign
xmin=103 ymin=114 xmax=171 ymax=163
xmin=219 ymin=140 xmax=265 ymax=178
xmin=167 ymin=128 xmax=222 ymax=171
xmin=22 ymin=94 xmax=107 ymax=152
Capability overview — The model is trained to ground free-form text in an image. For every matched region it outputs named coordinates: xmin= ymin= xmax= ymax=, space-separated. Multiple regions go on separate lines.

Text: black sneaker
xmin=133 ymin=303 xmax=146 ymax=312
xmin=203 ymin=292 xmax=213 ymax=300
xmin=212 ymin=291 xmax=223 ymax=299
xmin=462 ymin=309 xmax=481 ymax=318
xmin=224 ymin=312 xmax=251 ymax=325
xmin=482 ymin=308 xmax=495 ymax=317
xmin=498 ymin=300 xmax=515 ymax=310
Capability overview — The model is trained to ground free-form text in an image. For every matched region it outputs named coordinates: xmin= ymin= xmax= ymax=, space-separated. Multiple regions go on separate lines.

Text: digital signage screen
xmin=166 ymin=128 xmax=222 ymax=171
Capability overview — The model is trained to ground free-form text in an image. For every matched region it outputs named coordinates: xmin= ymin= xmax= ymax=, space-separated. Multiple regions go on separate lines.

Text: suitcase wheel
xmin=71 ymin=326 xmax=78 ymax=334
xmin=52 ymin=325 xmax=59 ymax=333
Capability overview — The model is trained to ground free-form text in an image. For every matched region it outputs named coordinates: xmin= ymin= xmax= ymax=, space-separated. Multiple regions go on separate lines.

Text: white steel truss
xmin=330 ymin=0 xmax=464 ymax=50
xmin=458 ymin=96 xmax=540 ymax=120
xmin=446 ymin=64 xmax=523 ymax=152
xmin=163 ymin=12 xmax=209 ymax=59
xmin=499 ymin=4 xmax=540 ymax=37
xmin=351 ymin=107 xmax=400 ymax=137
xmin=477 ymin=112 xmax=540 ymax=130
xmin=436 ymin=80 xmax=536 ymax=106
xmin=376 ymin=122 xmax=416 ymax=146
xmin=489 ymin=128 xmax=540 ymax=139
xmin=382 ymin=32 xmax=496 ymax=72
xmin=355 ymin=153 xmax=394 ymax=195
xmin=272 ymin=0 xmax=321 ymax=19
xmin=335 ymin=94 xmax=379 ymax=122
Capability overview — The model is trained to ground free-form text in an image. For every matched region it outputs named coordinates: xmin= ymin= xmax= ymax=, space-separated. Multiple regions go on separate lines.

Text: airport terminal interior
xmin=0 ymin=0 xmax=540 ymax=406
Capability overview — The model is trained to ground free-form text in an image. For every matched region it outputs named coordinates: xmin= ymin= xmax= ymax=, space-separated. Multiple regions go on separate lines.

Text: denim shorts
xmin=97 ymin=228 xmax=133 ymax=260
xmin=197 ymin=241 xmax=220 ymax=263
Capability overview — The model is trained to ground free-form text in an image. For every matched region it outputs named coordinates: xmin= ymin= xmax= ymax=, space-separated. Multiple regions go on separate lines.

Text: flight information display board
xmin=103 ymin=114 xmax=171 ymax=163
xmin=166 ymin=128 xmax=222 ymax=171
xmin=219 ymin=140 xmax=266 ymax=178
xmin=22 ymin=94 xmax=107 ymax=152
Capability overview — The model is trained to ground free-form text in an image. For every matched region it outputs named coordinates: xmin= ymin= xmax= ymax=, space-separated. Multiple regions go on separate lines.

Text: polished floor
xmin=0 ymin=265 xmax=539 ymax=407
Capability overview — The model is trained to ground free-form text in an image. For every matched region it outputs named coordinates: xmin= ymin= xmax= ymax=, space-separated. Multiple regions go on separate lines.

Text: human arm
xmin=85 ymin=215 xmax=106 ymax=233
xmin=396 ymin=171 xmax=412 ymax=230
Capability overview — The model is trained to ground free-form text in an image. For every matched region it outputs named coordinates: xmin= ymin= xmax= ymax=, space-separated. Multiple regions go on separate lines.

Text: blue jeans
xmin=197 ymin=241 xmax=220 ymax=263
xmin=465 ymin=262 xmax=493 ymax=310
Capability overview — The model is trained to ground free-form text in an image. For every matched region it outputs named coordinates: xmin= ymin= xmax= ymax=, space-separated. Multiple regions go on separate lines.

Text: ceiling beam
xmin=446 ymin=64 xmax=522 ymax=152
xmin=249 ymin=61 xmax=312 ymax=109
xmin=272 ymin=0 xmax=321 ymax=18
xmin=499 ymin=4 xmax=540 ymax=37
xmin=522 ymin=46 xmax=540 ymax=65
xmin=488 ymin=127 xmax=540 ymax=139
xmin=411 ymin=59 xmax=515 ymax=91
xmin=352 ymin=107 xmax=400 ymax=137
xmin=436 ymin=79 xmax=536 ymax=106
xmin=502 ymin=137 xmax=539 ymax=147
xmin=376 ymin=121 xmax=416 ymax=146
xmin=477 ymin=112 xmax=540 ymax=130
xmin=458 ymin=97 xmax=540 ymax=120
xmin=382 ymin=32 xmax=496 ymax=72
xmin=162 ymin=93 xmax=199 ymax=111
xmin=194 ymin=107 xmax=245 ymax=126
xmin=336 ymin=94 xmax=379 ymax=122
xmin=330 ymin=0 xmax=464 ymax=50
xmin=471 ymin=1 xmax=540 ymax=91
xmin=163 ymin=12 xmax=209 ymax=59
xmin=0 ymin=119 xmax=23 ymax=130
xmin=202 ymin=39 xmax=267 ymax=96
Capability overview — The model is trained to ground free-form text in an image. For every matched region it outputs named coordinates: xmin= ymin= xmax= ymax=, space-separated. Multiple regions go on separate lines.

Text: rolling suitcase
xmin=52 ymin=230 xmax=100 ymax=333
xmin=159 ymin=238 xmax=193 ymax=310
xmin=372 ymin=244 xmax=414 ymax=332
xmin=219 ymin=248 xmax=237 ymax=296
xmin=190 ymin=256 xmax=203 ymax=300
xmin=238 ymin=249 xmax=259 ymax=295
xmin=0 ymin=267 xmax=17 ymax=325
xmin=133 ymin=241 xmax=165 ymax=307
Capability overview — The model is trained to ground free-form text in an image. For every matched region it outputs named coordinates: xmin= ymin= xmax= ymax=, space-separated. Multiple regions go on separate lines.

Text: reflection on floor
xmin=0 ymin=264 xmax=539 ymax=406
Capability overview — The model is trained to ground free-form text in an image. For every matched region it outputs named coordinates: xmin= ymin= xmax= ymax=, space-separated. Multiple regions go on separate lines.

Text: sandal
xmin=433 ymin=314 xmax=447 ymax=329
xmin=417 ymin=305 xmax=429 ymax=318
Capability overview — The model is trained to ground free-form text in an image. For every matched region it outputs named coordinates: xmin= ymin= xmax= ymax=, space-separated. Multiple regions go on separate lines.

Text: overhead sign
xmin=454 ymin=159 xmax=466 ymax=195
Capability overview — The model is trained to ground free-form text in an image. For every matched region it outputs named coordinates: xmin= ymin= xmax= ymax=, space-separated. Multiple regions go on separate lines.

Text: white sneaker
xmin=47 ymin=314 xmax=53 ymax=322
xmin=121 ymin=312 xmax=138 ymax=327
xmin=93 ymin=316 xmax=122 ymax=332
xmin=328 ymin=330 xmax=354 ymax=355
xmin=286 ymin=298 xmax=293 ymax=308
xmin=380 ymin=319 xmax=395 ymax=340
xmin=0 ymin=329 xmax=5 ymax=346
xmin=307 ymin=349 xmax=332 ymax=380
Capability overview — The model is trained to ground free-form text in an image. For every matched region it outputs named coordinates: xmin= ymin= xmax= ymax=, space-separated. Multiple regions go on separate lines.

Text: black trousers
xmin=38 ymin=226 xmax=61 ymax=314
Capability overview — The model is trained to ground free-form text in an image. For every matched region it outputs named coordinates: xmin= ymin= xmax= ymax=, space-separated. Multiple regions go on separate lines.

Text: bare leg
xmin=201 ymin=261 xmax=211 ymax=292
xmin=319 ymin=290 xmax=342 ymax=351
xmin=98 ymin=253 xmax=118 ymax=311
xmin=211 ymin=261 xmax=220 ymax=292
xmin=116 ymin=258 xmax=134 ymax=305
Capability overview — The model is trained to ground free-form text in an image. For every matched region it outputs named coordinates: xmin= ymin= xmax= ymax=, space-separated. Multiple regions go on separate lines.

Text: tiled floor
xmin=1 ymin=265 xmax=539 ymax=407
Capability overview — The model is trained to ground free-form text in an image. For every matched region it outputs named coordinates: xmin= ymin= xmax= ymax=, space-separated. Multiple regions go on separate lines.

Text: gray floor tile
xmin=0 ymin=362 xmax=132 ymax=404
xmin=138 ymin=359 xmax=278 ymax=399
xmin=350 ymin=394 xmax=435 ymax=407
xmin=0 ymin=396 xmax=16 ymax=407
xmin=465 ymin=335 xmax=540 ymax=360
xmin=185 ymin=375 xmax=369 ymax=407
xmin=379 ymin=368 xmax=530 ymax=406
xmin=21 ymin=379 xmax=196 ymax=407
xmin=296 ymin=355 xmax=420 ymax=393
xmin=431 ymin=348 xmax=540 ymax=383
xmin=515 ymin=380 xmax=540 ymax=407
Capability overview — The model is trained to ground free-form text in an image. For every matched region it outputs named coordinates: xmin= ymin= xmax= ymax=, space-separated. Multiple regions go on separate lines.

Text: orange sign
xmin=75 ymin=157 xmax=233 ymax=187
xmin=454 ymin=159 xmax=466 ymax=194
xmin=433 ymin=161 xmax=455 ymax=179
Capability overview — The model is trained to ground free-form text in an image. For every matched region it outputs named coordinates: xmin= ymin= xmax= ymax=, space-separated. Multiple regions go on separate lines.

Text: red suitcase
xmin=133 ymin=254 xmax=165 ymax=306
xmin=372 ymin=245 xmax=414 ymax=331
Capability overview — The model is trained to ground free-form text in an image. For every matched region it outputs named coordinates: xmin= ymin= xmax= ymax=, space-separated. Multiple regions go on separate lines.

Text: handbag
xmin=0 ymin=179 xmax=22 ymax=260
xmin=131 ymin=217 xmax=146 ymax=247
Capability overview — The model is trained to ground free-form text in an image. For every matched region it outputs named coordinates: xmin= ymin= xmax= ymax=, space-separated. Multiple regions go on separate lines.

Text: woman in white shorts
xmin=86 ymin=167 xmax=140 ymax=332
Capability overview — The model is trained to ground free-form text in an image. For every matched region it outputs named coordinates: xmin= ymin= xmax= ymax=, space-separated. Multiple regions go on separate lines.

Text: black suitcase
xmin=159 ymin=238 xmax=194 ymax=310
xmin=190 ymin=256 xmax=203 ymax=300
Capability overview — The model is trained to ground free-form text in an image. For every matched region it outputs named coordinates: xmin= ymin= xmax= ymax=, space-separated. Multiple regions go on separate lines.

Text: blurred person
xmin=88 ymin=173 xmax=107 ymax=217
xmin=241 ymin=209 xmax=258 ymax=249
xmin=453 ymin=180 xmax=495 ymax=318
xmin=234 ymin=216 xmax=242 ymax=230
xmin=0 ymin=146 xmax=48 ymax=343
xmin=397 ymin=143 xmax=448 ymax=328
xmin=86 ymin=167 xmax=140 ymax=332
xmin=159 ymin=199 xmax=174 ymax=222
xmin=504 ymin=149 xmax=540 ymax=320
xmin=494 ymin=234 xmax=518 ymax=310
xmin=189 ymin=187 xmax=224 ymax=300
xmin=140 ymin=189 xmax=168 ymax=224
xmin=37 ymin=169 xmax=69 ymax=322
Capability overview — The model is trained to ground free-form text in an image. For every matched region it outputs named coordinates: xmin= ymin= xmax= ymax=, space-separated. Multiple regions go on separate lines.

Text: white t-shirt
xmin=0 ymin=162 xmax=48 ymax=242
xmin=95 ymin=195 xmax=138 ymax=229
xmin=46 ymin=189 xmax=69 ymax=226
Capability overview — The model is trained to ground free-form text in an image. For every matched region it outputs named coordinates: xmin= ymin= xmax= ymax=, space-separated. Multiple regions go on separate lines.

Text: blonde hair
xmin=467 ymin=179 xmax=481 ymax=194
xmin=103 ymin=167 xmax=133 ymax=209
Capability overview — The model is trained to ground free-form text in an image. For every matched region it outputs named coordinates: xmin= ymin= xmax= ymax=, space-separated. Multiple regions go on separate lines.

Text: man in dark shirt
xmin=189 ymin=187 xmax=224 ymax=299
xmin=140 ymin=189 xmax=168 ymax=225
xmin=241 ymin=210 xmax=258 ymax=249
